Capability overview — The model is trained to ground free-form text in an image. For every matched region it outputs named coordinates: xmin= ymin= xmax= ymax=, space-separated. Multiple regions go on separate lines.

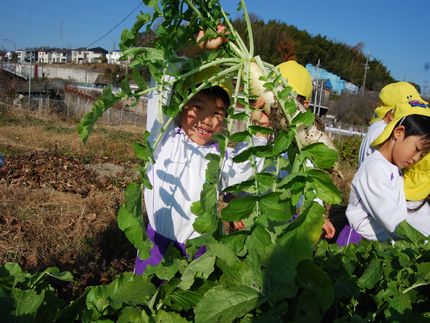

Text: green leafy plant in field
xmin=0 ymin=262 xmax=73 ymax=323
xmin=334 ymin=136 xmax=362 ymax=169
xmin=316 ymin=223 xmax=430 ymax=322
xmin=68 ymin=0 xmax=430 ymax=322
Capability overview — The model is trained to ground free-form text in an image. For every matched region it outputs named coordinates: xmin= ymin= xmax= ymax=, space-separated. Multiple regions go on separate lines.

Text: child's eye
xmin=214 ymin=112 xmax=226 ymax=119
xmin=188 ymin=104 xmax=201 ymax=110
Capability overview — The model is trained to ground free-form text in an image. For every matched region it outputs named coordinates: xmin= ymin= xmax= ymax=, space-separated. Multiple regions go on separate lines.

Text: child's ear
xmin=393 ymin=125 xmax=406 ymax=141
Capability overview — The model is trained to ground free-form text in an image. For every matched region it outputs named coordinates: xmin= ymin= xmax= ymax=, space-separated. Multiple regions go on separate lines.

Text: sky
xmin=1 ymin=0 xmax=430 ymax=96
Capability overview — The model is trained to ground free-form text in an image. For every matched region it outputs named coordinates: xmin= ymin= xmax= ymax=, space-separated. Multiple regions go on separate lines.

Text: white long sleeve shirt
xmin=144 ymin=82 xmax=266 ymax=243
xmin=347 ymin=150 xmax=430 ymax=241
xmin=358 ymin=120 xmax=386 ymax=167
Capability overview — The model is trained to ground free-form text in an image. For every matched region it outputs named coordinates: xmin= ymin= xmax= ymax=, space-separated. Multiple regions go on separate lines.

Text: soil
xmin=0 ymin=132 xmax=139 ymax=298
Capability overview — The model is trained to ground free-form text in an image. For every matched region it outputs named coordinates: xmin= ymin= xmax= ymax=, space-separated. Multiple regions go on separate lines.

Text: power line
xmin=368 ymin=53 xmax=429 ymax=78
xmin=83 ymin=2 xmax=143 ymax=49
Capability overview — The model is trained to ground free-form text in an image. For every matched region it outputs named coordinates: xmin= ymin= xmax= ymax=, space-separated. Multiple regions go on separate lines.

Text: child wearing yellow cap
xmin=265 ymin=60 xmax=336 ymax=239
xmin=346 ymin=101 xmax=430 ymax=241
xmin=276 ymin=60 xmax=313 ymax=108
xmin=358 ymin=82 xmax=425 ymax=166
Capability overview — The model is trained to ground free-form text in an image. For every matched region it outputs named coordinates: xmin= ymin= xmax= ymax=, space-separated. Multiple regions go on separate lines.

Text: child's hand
xmin=232 ymin=220 xmax=245 ymax=231
xmin=196 ymin=24 xmax=228 ymax=50
xmin=180 ymin=24 xmax=228 ymax=57
xmin=322 ymin=218 xmax=336 ymax=239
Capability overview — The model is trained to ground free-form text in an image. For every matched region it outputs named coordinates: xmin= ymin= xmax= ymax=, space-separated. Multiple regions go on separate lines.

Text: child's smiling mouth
xmin=193 ymin=125 xmax=212 ymax=137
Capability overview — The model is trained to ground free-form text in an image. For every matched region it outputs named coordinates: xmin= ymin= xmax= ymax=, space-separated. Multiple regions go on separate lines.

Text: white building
xmin=16 ymin=50 xmax=27 ymax=63
xmin=106 ymin=50 xmax=122 ymax=64
xmin=5 ymin=51 xmax=13 ymax=61
xmin=38 ymin=49 xmax=70 ymax=64
xmin=71 ymin=47 xmax=107 ymax=64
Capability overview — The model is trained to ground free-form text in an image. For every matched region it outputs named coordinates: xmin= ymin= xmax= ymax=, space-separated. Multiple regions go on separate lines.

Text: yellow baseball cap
xmin=182 ymin=66 xmax=233 ymax=98
xmin=379 ymin=81 xmax=426 ymax=107
xmin=403 ymin=153 xmax=430 ymax=201
xmin=370 ymin=82 xmax=427 ymax=124
xmin=276 ymin=60 xmax=313 ymax=100
xmin=371 ymin=100 xmax=430 ymax=147
xmin=370 ymin=105 xmax=393 ymax=124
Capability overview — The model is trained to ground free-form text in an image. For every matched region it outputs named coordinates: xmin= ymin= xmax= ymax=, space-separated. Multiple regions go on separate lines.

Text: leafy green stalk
xmin=219 ymin=6 xmax=250 ymax=58
xmin=240 ymin=0 xmax=254 ymax=58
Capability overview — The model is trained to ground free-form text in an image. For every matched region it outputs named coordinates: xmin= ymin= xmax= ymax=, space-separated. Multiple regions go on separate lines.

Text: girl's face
xmin=180 ymin=92 xmax=227 ymax=146
xmin=391 ymin=126 xmax=430 ymax=169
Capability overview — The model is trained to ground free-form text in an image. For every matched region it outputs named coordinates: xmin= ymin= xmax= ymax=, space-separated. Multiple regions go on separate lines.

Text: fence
xmin=4 ymin=94 xmax=369 ymax=138
xmin=323 ymin=119 xmax=368 ymax=138
xmin=8 ymin=95 xmax=147 ymax=127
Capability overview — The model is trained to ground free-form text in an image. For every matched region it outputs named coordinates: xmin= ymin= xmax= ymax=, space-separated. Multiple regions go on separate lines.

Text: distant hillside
xmin=232 ymin=16 xmax=396 ymax=92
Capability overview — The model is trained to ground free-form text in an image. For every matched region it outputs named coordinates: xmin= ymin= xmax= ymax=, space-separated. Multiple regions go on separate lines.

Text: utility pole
xmin=313 ymin=59 xmax=321 ymax=114
xmin=361 ymin=53 xmax=369 ymax=96
xmin=28 ymin=51 xmax=32 ymax=106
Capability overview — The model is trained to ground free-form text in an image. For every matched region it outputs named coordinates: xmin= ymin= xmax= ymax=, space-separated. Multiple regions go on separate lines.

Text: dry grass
xmin=0 ymin=110 xmax=143 ymax=163
xmin=0 ymin=109 xmax=138 ymax=287
xmin=0 ymin=187 xmax=121 ymax=268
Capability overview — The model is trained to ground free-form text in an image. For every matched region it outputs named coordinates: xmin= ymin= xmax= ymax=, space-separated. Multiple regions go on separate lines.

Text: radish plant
xmin=77 ymin=0 xmax=343 ymax=321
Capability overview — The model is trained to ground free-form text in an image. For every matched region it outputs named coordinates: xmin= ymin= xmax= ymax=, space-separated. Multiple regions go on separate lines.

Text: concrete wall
xmin=38 ymin=65 xmax=100 ymax=83
xmin=11 ymin=63 xmax=100 ymax=83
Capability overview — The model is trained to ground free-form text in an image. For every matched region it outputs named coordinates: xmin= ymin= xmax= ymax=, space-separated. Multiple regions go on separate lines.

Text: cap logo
xmin=408 ymin=100 xmax=428 ymax=108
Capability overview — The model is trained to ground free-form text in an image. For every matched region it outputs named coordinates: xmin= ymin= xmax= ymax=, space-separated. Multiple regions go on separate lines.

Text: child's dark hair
xmin=398 ymin=114 xmax=430 ymax=145
xmin=198 ymin=86 xmax=230 ymax=108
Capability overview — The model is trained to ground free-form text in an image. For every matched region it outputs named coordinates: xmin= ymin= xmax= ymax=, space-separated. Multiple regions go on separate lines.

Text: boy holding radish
xmin=134 ymin=28 xmax=268 ymax=275
xmin=273 ymin=60 xmax=336 ymax=239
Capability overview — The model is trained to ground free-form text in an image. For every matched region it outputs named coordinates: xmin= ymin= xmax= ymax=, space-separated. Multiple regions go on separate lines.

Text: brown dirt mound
xmin=1 ymin=151 xmax=104 ymax=196
xmin=0 ymin=150 xmax=137 ymax=296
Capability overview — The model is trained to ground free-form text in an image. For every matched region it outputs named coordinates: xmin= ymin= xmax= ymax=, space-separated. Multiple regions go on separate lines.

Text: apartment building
xmin=106 ymin=50 xmax=122 ymax=64
xmin=38 ymin=49 xmax=70 ymax=64
xmin=71 ymin=47 xmax=108 ymax=64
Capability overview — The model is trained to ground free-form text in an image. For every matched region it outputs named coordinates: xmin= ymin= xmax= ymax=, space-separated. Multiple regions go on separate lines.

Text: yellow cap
xmin=404 ymin=153 xmax=430 ymax=201
xmin=369 ymin=105 xmax=393 ymax=124
xmin=182 ymin=66 xmax=233 ymax=98
xmin=370 ymin=82 xmax=427 ymax=124
xmin=276 ymin=61 xmax=313 ymax=100
xmin=371 ymin=100 xmax=430 ymax=147
xmin=379 ymin=81 xmax=427 ymax=107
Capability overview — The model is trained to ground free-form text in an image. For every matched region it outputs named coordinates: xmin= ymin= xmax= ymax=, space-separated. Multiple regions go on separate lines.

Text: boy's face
xmin=180 ymin=91 xmax=227 ymax=146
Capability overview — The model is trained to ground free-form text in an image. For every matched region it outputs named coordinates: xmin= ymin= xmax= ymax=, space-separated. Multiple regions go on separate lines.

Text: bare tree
xmin=330 ymin=92 xmax=379 ymax=125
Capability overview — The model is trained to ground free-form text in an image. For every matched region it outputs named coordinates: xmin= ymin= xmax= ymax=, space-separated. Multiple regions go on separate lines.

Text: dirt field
xmin=0 ymin=106 xmax=144 ymax=296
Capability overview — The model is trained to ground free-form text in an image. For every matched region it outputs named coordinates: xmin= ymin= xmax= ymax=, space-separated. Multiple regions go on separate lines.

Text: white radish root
xmin=248 ymin=61 xmax=275 ymax=115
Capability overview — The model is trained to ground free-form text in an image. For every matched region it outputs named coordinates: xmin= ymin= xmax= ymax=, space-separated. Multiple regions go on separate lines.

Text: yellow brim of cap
xmin=370 ymin=105 xmax=392 ymax=124
xmin=404 ymin=154 xmax=430 ymax=201
xmin=371 ymin=105 xmax=430 ymax=147
xmin=183 ymin=66 xmax=233 ymax=98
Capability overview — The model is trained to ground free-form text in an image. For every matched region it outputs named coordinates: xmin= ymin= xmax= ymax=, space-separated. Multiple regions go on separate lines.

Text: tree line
xmin=138 ymin=15 xmax=401 ymax=93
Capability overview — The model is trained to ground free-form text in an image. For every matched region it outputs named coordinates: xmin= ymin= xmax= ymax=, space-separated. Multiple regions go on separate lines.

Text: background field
xmin=0 ymin=104 xmax=145 ymax=297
